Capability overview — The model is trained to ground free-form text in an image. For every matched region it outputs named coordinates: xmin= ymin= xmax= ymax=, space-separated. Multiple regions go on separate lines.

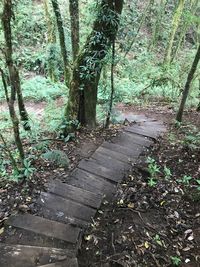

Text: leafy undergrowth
xmin=78 ymin=114 xmax=200 ymax=267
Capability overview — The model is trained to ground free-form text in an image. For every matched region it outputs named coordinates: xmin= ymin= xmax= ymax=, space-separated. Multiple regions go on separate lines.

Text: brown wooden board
xmin=78 ymin=159 xmax=123 ymax=183
xmin=0 ymin=244 xmax=75 ymax=267
xmin=112 ymin=132 xmax=153 ymax=148
xmin=125 ymin=125 xmax=163 ymax=139
xmin=96 ymin=146 xmax=137 ymax=164
xmin=101 ymin=141 xmax=141 ymax=158
xmin=38 ymin=258 xmax=78 ymax=267
xmin=47 ymin=180 xmax=102 ymax=209
xmin=38 ymin=192 xmax=96 ymax=223
xmin=6 ymin=214 xmax=80 ymax=244
xmin=91 ymin=151 xmax=130 ymax=171
xmin=69 ymin=168 xmax=116 ymax=197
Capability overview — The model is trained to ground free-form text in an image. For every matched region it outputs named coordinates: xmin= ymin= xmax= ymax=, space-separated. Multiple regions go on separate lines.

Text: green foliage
xmin=42 ymin=149 xmax=69 ymax=168
xmin=171 ymin=256 xmax=181 ymax=266
xmin=146 ymin=157 xmax=160 ymax=187
xmin=178 ymin=175 xmax=193 ymax=185
xmin=21 ymin=76 xmax=66 ymax=102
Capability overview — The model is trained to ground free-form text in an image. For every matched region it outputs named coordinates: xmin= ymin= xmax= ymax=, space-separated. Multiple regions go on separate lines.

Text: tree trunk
xmin=69 ymin=0 xmax=79 ymax=62
xmin=2 ymin=0 xmax=30 ymax=131
xmin=149 ymin=0 xmax=167 ymax=51
xmin=172 ymin=0 xmax=198 ymax=62
xmin=125 ymin=0 xmax=154 ymax=57
xmin=51 ymin=0 xmax=70 ymax=86
xmin=44 ymin=0 xmax=57 ymax=82
xmin=105 ymin=38 xmax=115 ymax=128
xmin=176 ymin=45 xmax=200 ymax=122
xmin=65 ymin=0 xmax=123 ymax=129
xmin=164 ymin=0 xmax=185 ymax=65
xmin=0 ymin=68 xmax=25 ymax=162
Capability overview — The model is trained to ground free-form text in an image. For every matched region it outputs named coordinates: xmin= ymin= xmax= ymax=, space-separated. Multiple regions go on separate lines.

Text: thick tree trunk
xmin=164 ymin=0 xmax=185 ymax=65
xmin=69 ymin=0 xmax=79 ymax=62
xmin=2 ymin=0 xmax=30 ymax=131
xmin=65 ymin=0 xmax=123 ymax=129
xmin=51 ymin=0 xmax=70 ymax=86
xmin=176 ymin=45 xmax=200 ymax=122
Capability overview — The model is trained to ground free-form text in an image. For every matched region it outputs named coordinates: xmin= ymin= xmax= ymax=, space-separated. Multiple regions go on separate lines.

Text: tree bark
xmin=176 ymin=45 xmax=200 ymax=122
xmin=2 ymin=0 xmax=30 ymax=131
xmin=69 ymin=0 xmax=79 ymax=62
xmin=51 ymin=0 xmax=70 ymax=86
xmin=65 ymin=0 xmax=123 ymax=129
xmin=164 ymin=0 xmax=185 ymax=65
xmin=0 ymin=68 xmax=25 ymax=162
xmin=148 ymin=0 xmax=167 ymax=51
xmin=44 ymin=0 xmax=57 ymax=82
xmin=105 ymin=38 xmax=115 ymax=128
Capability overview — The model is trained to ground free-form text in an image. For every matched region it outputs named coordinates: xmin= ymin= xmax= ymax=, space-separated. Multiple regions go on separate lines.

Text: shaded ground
xmin=0 ymin=124 xmax=121 ymax=232
xmin=78 ymin=105 xmax=200 ymax=267
xmin=0 ymin=103 xmax=200 ymax=267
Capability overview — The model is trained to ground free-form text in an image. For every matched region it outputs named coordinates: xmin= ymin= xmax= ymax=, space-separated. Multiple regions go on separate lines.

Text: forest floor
xmin=0 ymin=103 xmax=200 ymax=267
xmin=78 ymin=104 xmax=200 ymax=267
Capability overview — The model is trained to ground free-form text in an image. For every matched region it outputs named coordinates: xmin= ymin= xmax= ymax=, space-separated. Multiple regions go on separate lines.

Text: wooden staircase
xmin=0 ymin=115 xmax=166 ymax=267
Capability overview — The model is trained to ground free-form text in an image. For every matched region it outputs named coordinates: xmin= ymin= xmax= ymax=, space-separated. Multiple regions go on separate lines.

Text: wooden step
xmin=69 ymin=168 xmax=116 ymax=197
xmin=102 ymin=141 xmax=141 ymax=158
xmin=38 ymin=258 xmax=78 ymax=267
xmin=6 ymin=214 xmax=80 ymax=244
xmin=125 ymin=124 xmax=164 ymax=139
xmin=0 ymin=244 xmax=75 ymax=267
xmin=113 ymin=131 xmax=153 ymax=148
xmin=95 ymin=146 xmax=134 ymax=164
xmin=47 ymin=180 xmax=102 ymax=209
xmin=38 ymin=258 xmax=78 ymax=266
xmin=39 ymin=192 xmax=96 ymax=222
xmin=78 ymin=159 xmax=123 ymax=183
xmin=91 ymin=151 xmax=130 ymax=171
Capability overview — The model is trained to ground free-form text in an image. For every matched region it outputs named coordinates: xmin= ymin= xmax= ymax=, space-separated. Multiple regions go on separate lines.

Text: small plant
xmin=163 ymin=166 xmax=172 ymax=180
xmin=148 ymin=178 xmax=157 ymax=187
xmin=21 ymin=159 xmax=35 ymax=178
xmin=146 ymin=157 xmax=160 ymax=177
xmin=42 ymin=149 xmax=69 ymax=168
xmin=178 ymin=175 xmax=192 ymax=185
xmin=196 ymin=180 xmax=200 ymax=191
xmin=170 ymin=256 xmax=181 ymax=266
xmin=146 ymin=157 xmax=160 ymax=187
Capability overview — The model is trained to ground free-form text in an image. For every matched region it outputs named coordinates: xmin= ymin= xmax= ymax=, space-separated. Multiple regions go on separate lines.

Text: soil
xmin=0 ymin=103 xmax=200 ymax=267
xmin=0 ymin=122 xmax=121 ymax=232
xmin=78 ymin=104 xmax=200 ymax=267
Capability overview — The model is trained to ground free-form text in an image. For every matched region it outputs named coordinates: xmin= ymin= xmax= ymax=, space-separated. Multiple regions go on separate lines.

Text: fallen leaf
xmin=0 ymin=227 xmax=4 ymax=235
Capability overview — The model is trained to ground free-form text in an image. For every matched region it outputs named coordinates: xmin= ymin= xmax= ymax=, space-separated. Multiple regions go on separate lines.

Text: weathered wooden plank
xmin=101 ymin=141 xmax=141 ymax=158
xmin=113 ymin=132 xmax=153 ymax=148
xmin=38 ymin=258 xmax=78 ymax=267
xmin=6 ymin=214 xmax=80 ymax=244
xmin=125 ymin=126 xmax=159 ymax=139
xmin=69 ymin=168 xmax=116 ymax=196
xmin=96 ymin=146 xmax=136 ymax=164
xmin=91 ymin=151 xmax=130 ymax=171
xmin=0 ymin=244 xmax=75 ymax=267
xmin=38 ymin=192 xmax=96 ymax=223
xmin=78 ymin=159 xmax=124 ymax=183
xmin=47 ymin=180 xmax=102 ymax=209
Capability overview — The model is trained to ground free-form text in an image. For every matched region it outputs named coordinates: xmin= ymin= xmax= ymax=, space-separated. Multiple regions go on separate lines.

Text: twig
xmin=111 ymin=232 xmax=116 ymax=254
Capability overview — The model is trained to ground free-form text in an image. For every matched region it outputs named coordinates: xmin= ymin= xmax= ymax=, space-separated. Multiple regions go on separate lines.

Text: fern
xmin=42 ymin=150 xmax=69 ymax=168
